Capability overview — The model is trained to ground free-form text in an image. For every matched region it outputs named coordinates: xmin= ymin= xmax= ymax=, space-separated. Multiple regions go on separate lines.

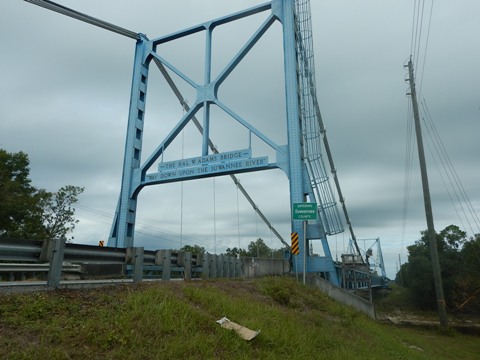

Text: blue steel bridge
xmin=25 ymin=0 xmax=388 ymax=291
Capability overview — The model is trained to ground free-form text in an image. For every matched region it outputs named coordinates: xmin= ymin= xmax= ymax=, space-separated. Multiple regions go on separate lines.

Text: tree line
xmin=396 ymin=224 xmax=480 ymax=313
xmin=0 ymin=149 xmax=83 ymax=241
xmin=180 ymin=238 xmax=288 ymax=259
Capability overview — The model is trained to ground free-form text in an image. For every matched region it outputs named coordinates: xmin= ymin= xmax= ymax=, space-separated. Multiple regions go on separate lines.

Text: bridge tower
xmin=104 ymin=0 xmax=344 ymax=285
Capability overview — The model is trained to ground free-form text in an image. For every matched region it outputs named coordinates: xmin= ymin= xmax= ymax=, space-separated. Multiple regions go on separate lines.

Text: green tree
xmin=40 ymin=185 xmax=84 ymax=241
xmin=400 ymin=225 xmax=478 ymax=311
xmin=272 ymin=247 xmax=290 ymax=259
xmin=0 ymin=149 xmax=84 ymax=241
xmin=225 ymin=247 xmax=245 ymax=257
xmin=225 ymin=244 xmax=287 ymax=258
xmin=244 ymin=238 xmax=272 ymax=258
xmin=180 ymin=244 xmax=205 ymax=255
xmin=0 ymin=149 xmax=44 ymax=238
xmin=439 ymin=224 xmax=467 ymax=250
xmin=455 ymin=233 xmax=480 ymax=312
xmin=461 ymin=234 xmax=480 ymax=275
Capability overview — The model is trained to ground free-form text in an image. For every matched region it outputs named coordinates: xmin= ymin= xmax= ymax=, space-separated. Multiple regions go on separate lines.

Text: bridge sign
xmin=292 ymin=202 xmax=317 ymax=220
xmin=158 ymin=149 xmax=251 ymax=171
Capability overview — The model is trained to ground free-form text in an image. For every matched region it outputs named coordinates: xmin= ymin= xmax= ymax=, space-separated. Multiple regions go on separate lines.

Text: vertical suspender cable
xmin=180 ymin=128 xmax=185 ymax=248
xmin=213 ymin=178 xmax=217 ymax=254
xmin=152 ymin=58 xmax=289 ymax=249
xmin=237 ymin=185 xmax=241 ymax=250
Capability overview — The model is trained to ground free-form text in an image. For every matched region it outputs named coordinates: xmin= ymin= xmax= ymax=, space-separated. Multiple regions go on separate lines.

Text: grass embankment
xmin=0 ymin=277 xmax=478 ymax=359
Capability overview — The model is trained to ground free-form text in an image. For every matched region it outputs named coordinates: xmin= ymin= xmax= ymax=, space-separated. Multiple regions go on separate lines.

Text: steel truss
xmin=25 ymin=0 xmax=345 ymax=286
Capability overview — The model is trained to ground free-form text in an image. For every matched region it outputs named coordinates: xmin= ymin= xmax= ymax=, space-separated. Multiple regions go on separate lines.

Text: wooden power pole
xmin=406 ymin=58 xmax=448 ymax=329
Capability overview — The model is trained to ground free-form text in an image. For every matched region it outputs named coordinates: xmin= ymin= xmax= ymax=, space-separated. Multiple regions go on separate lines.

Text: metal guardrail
xmin=0 ymin=263 xmax=82 ymax=282
xmin=0 ymin=238 xmax=243 ymax=288
xmin=0 ymin=239 xmax=43 ymax=261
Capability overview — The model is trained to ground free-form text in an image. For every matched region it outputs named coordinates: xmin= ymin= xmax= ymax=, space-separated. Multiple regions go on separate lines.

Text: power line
xmin=418 ymin=0 xmax=434 ymax=95
xmin=414 ymin=0 xmax=426 ymax=69
xmin=420 ymin=98 xmax=480 ymax=235
xmin=75 ymin=203 xmax=205 ymax=249
xmin=75 ymin=200 xmax=272 ymax=253
xmin=410 ymin=0 xmax=435 ymax=96
xmin=421 ymin=115 xmax=470 ymax=234
xmin=410 ymin=0 xmax=417 ymax=57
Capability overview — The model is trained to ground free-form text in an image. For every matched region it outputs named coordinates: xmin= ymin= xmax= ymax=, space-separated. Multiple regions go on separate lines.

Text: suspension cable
xmin=24 ymin=0 xmax=141 ymax=40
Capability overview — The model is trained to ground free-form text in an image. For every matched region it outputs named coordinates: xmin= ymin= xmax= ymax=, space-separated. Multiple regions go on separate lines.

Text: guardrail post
xmin=230 ymin=257 xmax=235 ymax=277
xmin=177 ymin=251 xmax=185 ymax=276
xmin=224 ymin=256 xmax=230 ymax=278
xmin=210 ymin=254 xmax=217 ymax=279
xmin=134 ymin=247 xmax=144 ymax=284
xmin=127 ymin=247 xmax=144 ymax=284
xmin=224 ymin=255 xmax=228 ymax=277
xmin=184 ymin=252 xmax=192 ymax=281
xmin=157 ymin=250 xmax=171 ymax=281
xmin=40 ymin=238 xmax=54 ymax=263
xmin=216 ymin=254 xmax=224 ymax=278
xmin=47 ymin=238 xmax=66 ymax=288
xmin=202 ymin=253 xmax=210 ymax=279
xmin=194 ymin=253 xmax=201 ymax=279
xmin=228 ymin=257 xmax=235 ymax=278
xmin=235 ymin=258 xmax=243 ymax=278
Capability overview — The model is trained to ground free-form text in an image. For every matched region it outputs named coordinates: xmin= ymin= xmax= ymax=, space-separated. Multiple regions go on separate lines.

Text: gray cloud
xmin=1 ymin=1 xmax=479 ymax=279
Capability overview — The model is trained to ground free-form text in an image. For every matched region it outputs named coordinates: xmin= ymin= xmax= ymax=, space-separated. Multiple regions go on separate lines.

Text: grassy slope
xmin=0 ymin=277 xmax=478 ymax=360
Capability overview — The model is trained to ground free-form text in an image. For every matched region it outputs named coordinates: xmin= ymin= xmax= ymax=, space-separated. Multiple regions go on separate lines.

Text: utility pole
xmin=406 ymin=58 xmax=449 ymax=329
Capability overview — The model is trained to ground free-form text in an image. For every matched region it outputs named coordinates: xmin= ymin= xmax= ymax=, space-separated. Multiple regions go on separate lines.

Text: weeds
xmin=0 ymin=278 xmax=479 ymax=359
xmin=258 ymin=276 xmax=295 ymax=306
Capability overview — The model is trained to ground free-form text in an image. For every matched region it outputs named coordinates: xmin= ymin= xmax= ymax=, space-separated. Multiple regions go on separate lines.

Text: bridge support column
xmin=108 ymin=35 xmax=150 ymax=248
xmin=281 ymin=0 xmax=307 ymax=275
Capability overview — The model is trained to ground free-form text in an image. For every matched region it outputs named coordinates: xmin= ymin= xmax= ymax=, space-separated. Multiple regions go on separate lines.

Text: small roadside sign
xmin=291 ymin=232 xmax=299 ymax=254
xmin=99 ymin=240 xmax=104 ymax=247
xmin=292 ymin=202 xmax=317 ymax=220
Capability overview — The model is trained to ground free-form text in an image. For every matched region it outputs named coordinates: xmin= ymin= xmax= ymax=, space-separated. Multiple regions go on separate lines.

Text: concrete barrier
xmin=305 ymin=274 xmax=376 ymax=319
xmin=241 ymin=257 xmax=291 ymax=278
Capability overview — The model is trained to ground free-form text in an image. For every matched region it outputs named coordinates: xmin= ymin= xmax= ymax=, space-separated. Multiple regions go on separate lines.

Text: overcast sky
xmin=1 ymin=1 xmax=479 ymax=278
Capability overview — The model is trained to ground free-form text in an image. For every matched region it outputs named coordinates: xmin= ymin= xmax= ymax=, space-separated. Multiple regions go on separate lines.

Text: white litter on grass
xmin=216 ymin=317 xmax=260 ymax=341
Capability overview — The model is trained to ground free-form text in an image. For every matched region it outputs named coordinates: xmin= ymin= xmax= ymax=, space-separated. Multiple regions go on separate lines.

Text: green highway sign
xmin=292 ymin=202 xmax=318 ymax=220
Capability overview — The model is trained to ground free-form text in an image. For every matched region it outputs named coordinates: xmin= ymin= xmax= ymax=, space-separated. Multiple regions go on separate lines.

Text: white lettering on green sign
xmin=292 ymin=203 xmax=318 ymax=220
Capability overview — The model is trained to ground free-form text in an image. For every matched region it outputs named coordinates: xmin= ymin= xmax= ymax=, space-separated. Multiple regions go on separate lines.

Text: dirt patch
xmin=377 ymin=309 xmax=480 ymax=335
